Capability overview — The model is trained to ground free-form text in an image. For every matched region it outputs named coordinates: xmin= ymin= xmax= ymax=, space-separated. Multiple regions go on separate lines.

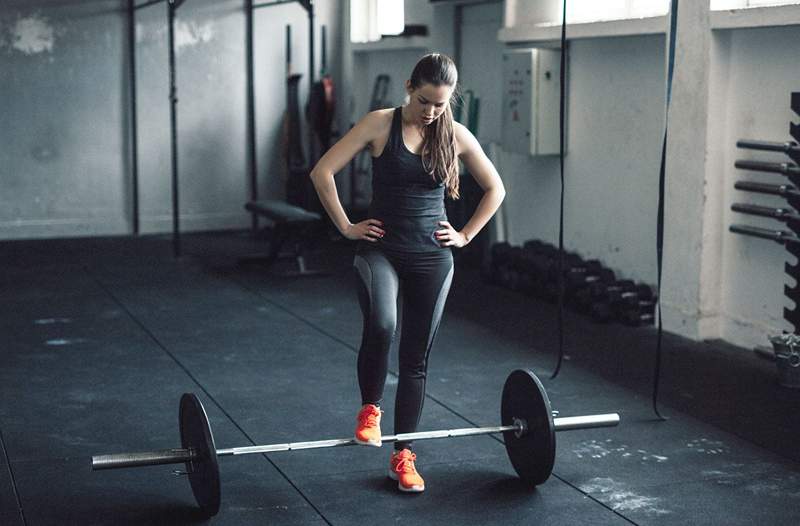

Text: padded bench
xmin=241 ymin=199 xmax=325 ymax=276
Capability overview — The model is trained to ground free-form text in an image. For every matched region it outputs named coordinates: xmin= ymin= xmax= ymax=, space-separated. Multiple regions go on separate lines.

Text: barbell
xmin=91 ymin=369 xmax=619 ymax=517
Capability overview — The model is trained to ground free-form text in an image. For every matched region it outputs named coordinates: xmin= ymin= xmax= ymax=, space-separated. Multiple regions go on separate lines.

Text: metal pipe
xmin=128 ymin=0 xmax=140 ymax=235
xmin=167 ymin=0 xmax=181 ymax=257
xmin=245 ymin=0 xmax=258 ymax=231
xmin=92 ymin=449 xmax=193 ymax=470
xmin=307 ymin=0 xmax=315 ymax=167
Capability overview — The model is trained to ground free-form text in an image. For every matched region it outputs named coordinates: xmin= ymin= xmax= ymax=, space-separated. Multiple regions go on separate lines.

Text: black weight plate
xmin=501 ymin=369 xmax=555 ymax=486
xmin=179 ymin=393 xmax=221 ymax=517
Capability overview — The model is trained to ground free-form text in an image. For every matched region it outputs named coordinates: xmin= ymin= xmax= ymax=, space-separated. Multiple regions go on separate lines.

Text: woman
xmin=310 ymin=53 xmax=505 ymax=493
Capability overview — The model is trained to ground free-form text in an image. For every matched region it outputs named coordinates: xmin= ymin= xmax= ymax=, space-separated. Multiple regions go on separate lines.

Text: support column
xmin=662 ymin=1 xmax=719 ymax=339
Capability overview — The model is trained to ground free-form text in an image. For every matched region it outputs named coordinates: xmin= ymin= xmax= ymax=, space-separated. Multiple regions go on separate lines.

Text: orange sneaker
xmin=354 ymin=404 xmax=382 ymax=447
xmin=388 ymin=449 xmax=425 ymax=493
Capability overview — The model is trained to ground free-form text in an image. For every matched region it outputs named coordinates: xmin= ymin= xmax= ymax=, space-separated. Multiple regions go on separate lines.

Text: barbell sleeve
xmin=735 ymin=159 xmax=800 ymax=175
xmin=553 ymin=413 xmax=620 ymax=431
xmin=737 ymin=139 xmax=800 ymax=154
xmin=92 ymin=448 xmax=194 ymax=470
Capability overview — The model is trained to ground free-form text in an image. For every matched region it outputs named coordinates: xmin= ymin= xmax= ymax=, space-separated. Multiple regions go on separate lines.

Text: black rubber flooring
xmin=1 ymin=231 xmax=799 ymax=525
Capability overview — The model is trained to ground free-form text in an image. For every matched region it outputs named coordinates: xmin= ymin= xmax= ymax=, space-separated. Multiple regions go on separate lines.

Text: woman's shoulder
xmin=367 ymin=108 xmax=396 ymax=126
xmin=356 ymin=108 xmax=395 ymax=137
xmin=452 ymin=120 xmax=477 ymax=157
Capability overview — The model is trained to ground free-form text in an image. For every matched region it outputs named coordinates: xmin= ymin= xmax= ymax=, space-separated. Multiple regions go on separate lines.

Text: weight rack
xmin=730 ymin=92 xmax=800 ymax=331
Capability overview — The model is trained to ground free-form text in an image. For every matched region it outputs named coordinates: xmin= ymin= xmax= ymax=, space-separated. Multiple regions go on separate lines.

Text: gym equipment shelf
xmin=730 ymin=92 xmax=800 ymax=331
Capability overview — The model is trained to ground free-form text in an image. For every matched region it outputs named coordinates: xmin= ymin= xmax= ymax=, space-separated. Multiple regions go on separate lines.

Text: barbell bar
xmin=91 ymin=369 xmax=620 ymax=517
xmin=93 ymin=414 xmax=617 ymax=468
xmin=736 ymin=139 xmax=800 ymax=154
xmin=734 ymin=159 xmax=800 ymax=176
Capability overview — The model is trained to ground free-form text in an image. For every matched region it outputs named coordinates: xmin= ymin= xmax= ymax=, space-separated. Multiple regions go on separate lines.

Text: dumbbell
xmin=619 ymin=299 xmax=656 ymax=326
xmin=589 ymin=280 xmax=636 ymax=323
xmin=487 ymin=242 xmax=514 ymax=286
xmin=613 ymin=284 xmax=655 ymax=307
xmin=540 ymin=254 xmax=586 ymax=302
xmin=518 ymin=242 xmax=559 ymax=297
xmin=572 ymin=268 xmax=617 ymax=312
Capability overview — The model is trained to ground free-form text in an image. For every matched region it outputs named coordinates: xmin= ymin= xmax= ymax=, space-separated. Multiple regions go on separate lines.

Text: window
xmin=350 ymin=0 xmax=404 ymax=44
xmin=711 ymin=0 xmax=800 ymax=8
xmin=566 ymin=0 xmax=669 ymax=24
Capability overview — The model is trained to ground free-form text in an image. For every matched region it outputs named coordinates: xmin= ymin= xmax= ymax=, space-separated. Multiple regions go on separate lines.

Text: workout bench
xmin=241 ymin=200 xmax=325 ymax=276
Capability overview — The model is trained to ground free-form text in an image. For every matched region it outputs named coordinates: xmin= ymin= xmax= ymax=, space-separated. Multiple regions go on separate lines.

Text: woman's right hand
xmin=343 ymin=219 xmax=385 ymax=242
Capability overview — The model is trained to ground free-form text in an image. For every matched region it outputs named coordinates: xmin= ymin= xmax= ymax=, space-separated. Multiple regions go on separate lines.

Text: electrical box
xmin=502 ymin=48 xmax=565 ymax=156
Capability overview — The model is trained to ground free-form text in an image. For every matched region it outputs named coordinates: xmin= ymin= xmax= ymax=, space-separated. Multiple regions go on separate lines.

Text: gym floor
xmin=1 ymin=232 xmax=799 ymax=525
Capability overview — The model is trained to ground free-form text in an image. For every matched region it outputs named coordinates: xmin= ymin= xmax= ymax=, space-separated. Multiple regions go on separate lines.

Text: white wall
xmin=465 ymin=1 xmax=665 ymax=284
xmin=459 ymin=2 xmax=504 ymax=144
xmin=500 ymin=34 xmax=666 ymax=286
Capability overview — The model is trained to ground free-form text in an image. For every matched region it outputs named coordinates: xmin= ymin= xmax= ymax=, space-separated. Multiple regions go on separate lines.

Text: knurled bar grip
xmin=91 ymin=414 xmax=620 ymax=469
xmin=731 ymin=203 xmax=800 ymax=221
xmin=729 ymin=224 xmax=800 ymax=244
xmin=737 ymin=139 xmax=800 ymax=154
xmin=734 ymin=181 xmax=800 ymax=197
xmin=92 ymin=448 xmax=194 ymax=470
xmin=735 ymin=159 xmax=800 ymax=175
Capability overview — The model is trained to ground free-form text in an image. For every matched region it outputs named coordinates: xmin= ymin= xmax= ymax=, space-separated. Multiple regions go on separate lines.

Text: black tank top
xmin=368 ymin=107 xmax=448 ymax=252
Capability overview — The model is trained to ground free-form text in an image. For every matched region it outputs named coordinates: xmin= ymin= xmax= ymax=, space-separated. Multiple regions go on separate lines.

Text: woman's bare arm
xmin=451 ymin=122 xmax=506 ymax=244
xmin=309 ymin=111 xmax=387 ymax=241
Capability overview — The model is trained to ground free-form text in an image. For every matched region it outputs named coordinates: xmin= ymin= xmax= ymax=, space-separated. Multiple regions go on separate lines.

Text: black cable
xmin=551 ymin=0 xmax=567 ymax=379
xmin=653 ymin=0 xmax=680 ymax=421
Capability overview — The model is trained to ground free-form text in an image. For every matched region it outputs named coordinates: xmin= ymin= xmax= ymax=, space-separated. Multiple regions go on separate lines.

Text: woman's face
xmin=405 ymin=81 xmax=454 ymax=127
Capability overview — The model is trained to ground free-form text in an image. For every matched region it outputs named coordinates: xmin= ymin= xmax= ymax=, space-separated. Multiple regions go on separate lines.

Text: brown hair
xmin=409 ymin=53 xmax=460 ymax=199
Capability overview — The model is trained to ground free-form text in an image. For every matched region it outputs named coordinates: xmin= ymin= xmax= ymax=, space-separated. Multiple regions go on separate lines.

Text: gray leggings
xmin=353 ymin=244 xmax=454 ymax=451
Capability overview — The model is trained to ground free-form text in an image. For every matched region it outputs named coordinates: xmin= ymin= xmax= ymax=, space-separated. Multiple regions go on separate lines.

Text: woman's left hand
xmin=435 ymin=220 xmax=468 ymax=248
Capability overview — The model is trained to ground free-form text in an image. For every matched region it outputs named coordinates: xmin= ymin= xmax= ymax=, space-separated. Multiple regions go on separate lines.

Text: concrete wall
xmin=0 ymin=0 xmax=342 ymax=239
xmin=135 ymin=0 xmax=247 ymax=234
xmin=0 ymin=1 xmax=131 ymax=238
